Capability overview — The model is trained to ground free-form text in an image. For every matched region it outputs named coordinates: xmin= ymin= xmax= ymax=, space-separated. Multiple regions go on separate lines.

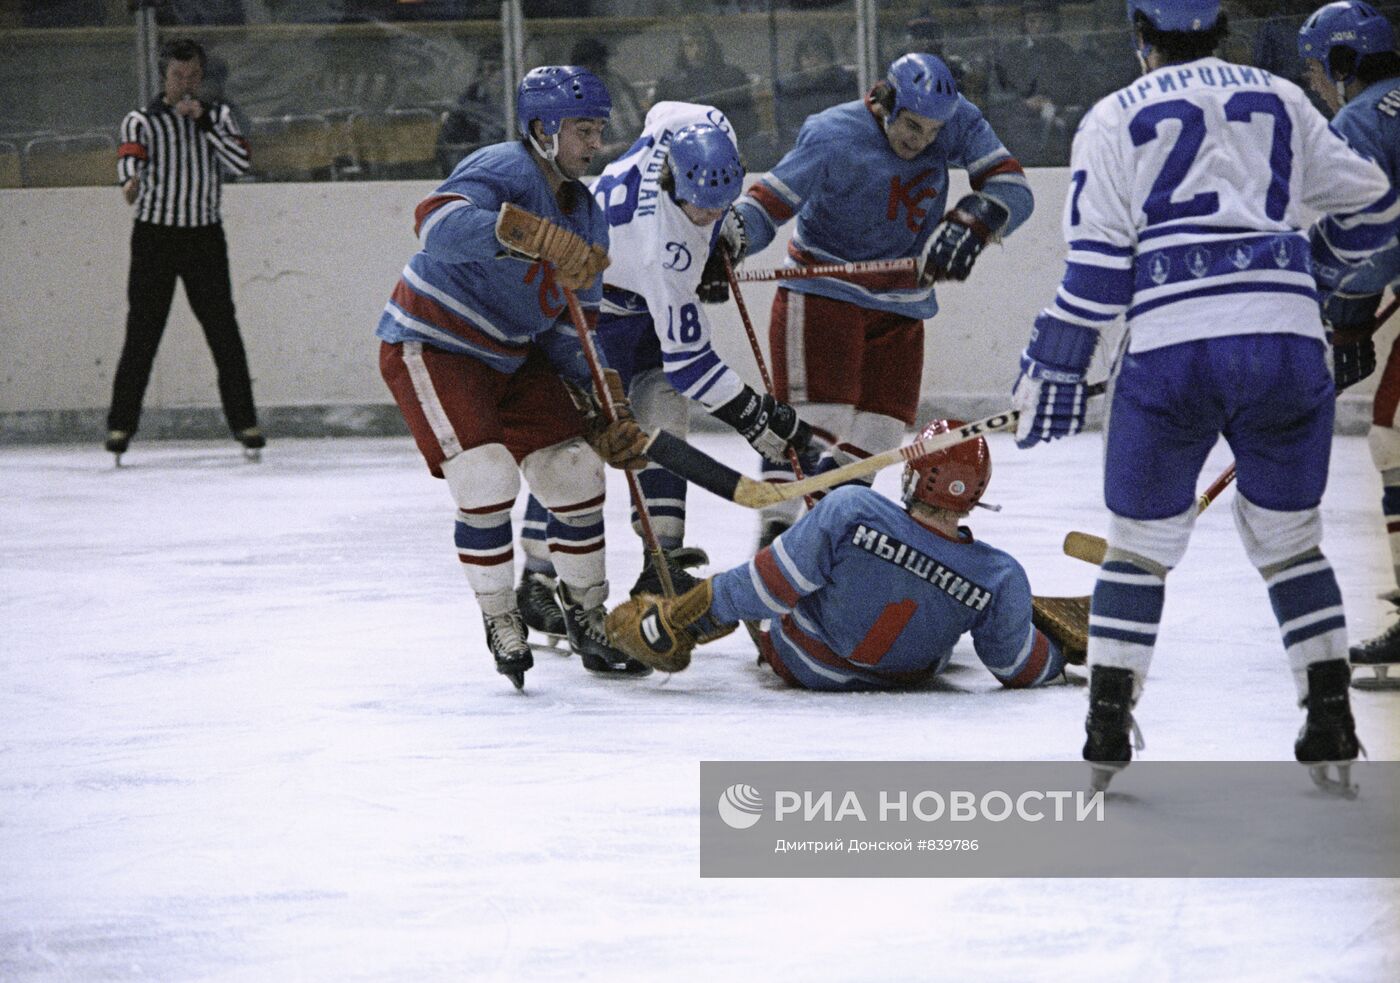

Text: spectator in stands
xmin=773 ymin=28 xmax=857 ymax=142
xmin=436 ymin=46 xmax=506 ymax=175
xmin=987 ymin=0 xmax=1080 ymax=166
xmin=569 ymin=36 xmax=645 ymax=171
xmin=650 ymin=19 xmax=759 ymax=143
xmin=1075 ymin=0 xmax=1142 ymax=105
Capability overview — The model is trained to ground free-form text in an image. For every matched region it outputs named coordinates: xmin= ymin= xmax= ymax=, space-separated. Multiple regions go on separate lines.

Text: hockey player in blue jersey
xmin=603 ymin=420 xmax=1072 ymax=692
xmin=376 ymin=65 xmax=652 ymax=690
xmin=1299 ymin=1 xmax=1400 ymax=688
xmin=729 ymin=52 xmax=1034 ymax=548
xmin=514 ymin=106 xmax=815 ymax=637
xmin=1010 ymin=0 xmax=1399 ymax=793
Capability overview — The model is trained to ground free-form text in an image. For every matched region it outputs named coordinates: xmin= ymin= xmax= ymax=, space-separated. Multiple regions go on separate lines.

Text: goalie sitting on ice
xmin=606 ymin=419 xmax=1085 ymax=689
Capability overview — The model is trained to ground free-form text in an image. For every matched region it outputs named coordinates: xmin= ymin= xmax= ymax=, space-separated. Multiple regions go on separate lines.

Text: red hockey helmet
xmin=901 ymin=419 xmax=992 ymax=513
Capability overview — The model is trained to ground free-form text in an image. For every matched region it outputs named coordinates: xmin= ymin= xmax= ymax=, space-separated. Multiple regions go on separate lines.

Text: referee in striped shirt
xmin=106 ymin=37 xmax=264 ymax=461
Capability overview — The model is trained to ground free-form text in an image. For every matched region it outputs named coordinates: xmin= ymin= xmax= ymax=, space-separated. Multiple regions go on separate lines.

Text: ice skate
xmin=557 ymin=582 xmax=652 ymax=676
xmin=105 ymin=430 xmax=131 ymax=467
xmin=1082 ymin=665 xmax=1143 ymax=793
xmin=516 ymin=569 xmax=567 ymax=651
xmin=629 ymin=545 xmax=709 ymax=598
xmin=1349 ymin=600 xmax=1400 ymax=690
xmin=483 ymin=609 xmax=533 ymax=691
xmin=1296 ymin=659 xmax=1364 ymax=798
xmin=235 ymin=427 xmax=266 ymax=462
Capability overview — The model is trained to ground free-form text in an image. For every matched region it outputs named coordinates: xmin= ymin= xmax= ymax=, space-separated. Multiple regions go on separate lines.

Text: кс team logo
xmin=717 ymin=784 xmax=764 ymax=829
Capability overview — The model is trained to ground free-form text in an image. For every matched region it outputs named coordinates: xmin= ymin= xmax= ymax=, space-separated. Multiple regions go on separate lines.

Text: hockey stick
xmin=1063 ymin=292 xmax=1400 ymax=566
xmin=562 ymin=287 xmax=676 ymax=597
xmin=649 ymin=382 xmax=1108 ymax=509
xmin=729 ymin=257 xmax=918 ymax=284
xmin=721 ymin=249 xmax=815 ymax=509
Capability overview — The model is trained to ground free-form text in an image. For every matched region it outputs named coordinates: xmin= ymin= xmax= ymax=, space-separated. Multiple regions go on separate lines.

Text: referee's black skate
xmin=1349 ymin=600 xmax=1400 ymax=690
xmin=1295 ymin=659 xmax=1364 ymax=798
xmin=517 ymin=570 xmax=567 ymax=649
xmin=105 ymin=430 xmax=131 ymax=467
xmin=483 ymin=609 xmax=533 ymax=690
xmin=557 ymin=582 xmax=652 ymax=676
xmin=1082 ymin=665 xmax=1142 ymax=792
xmin=629 ymin=545 xmax=709 ymax=597
xmin=234 ymin=427 xmax=266 ymax=462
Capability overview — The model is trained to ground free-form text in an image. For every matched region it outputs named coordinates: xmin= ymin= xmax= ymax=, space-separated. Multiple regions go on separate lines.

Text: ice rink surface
xmin=2 ymin=431 xmax=1397 ymax=982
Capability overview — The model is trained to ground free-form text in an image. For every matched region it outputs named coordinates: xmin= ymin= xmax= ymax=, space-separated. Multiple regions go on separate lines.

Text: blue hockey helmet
xmin=667 ymin=123 xmax=744 ymax=210
xmin=1125 ymin=0 xmax=1220 ymax=32
xmin=1298 ymin=2 xmax=1396 ymax=75
xmin=515 ymin=65 xmax=611 ymax=140
xmin=885 ymin=53 xmax=959 ymax=123
xmin=901 ymin=419 xmax=992 ymax=514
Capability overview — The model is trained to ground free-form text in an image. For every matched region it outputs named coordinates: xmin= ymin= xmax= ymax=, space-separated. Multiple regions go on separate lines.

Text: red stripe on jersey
xmin=1387 ymin=521 xmax=1400 ymax=534
xmin=849 ymin=598 xmax=916 ymax=665
xmin=759 ymin=631 xmax=801 ymax=686
xmin=118 ymin=142 xmax=147 ymax=160
xmin=970 ymin=158 xmax=1025 ymax=193
xmin=780 ymin=615 xmax=935 ymax=685
xmin=1002 ymin=630 xmax=1051 ymax=688
xmin=457 ymin=549 xmax=513 ymax=566
xmin=414 ymin=193 xmax=468 ymax=237
xmin=748 ymin=183 xmax=796 ymax=223
xmin=390 ymin=280 xmax=526 ymax=358
xmin=786 ymin=244 xmax=918 ymax=291
xmin=754 ymin=548 xmax=801 ymax=608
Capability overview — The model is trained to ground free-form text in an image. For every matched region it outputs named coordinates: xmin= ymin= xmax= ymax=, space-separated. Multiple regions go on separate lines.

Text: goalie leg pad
xmin=1031 ymin=595 xmax=1090 ymax=665
xmin=605 ymin=580 xmax=737 ymax=673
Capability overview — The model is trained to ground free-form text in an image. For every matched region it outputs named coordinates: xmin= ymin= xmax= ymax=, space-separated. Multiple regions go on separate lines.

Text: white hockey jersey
xmin=590 ymin=101 xmax=745 ymax=409
xmin=1045 ymin=57 xmax=1397 ymax=353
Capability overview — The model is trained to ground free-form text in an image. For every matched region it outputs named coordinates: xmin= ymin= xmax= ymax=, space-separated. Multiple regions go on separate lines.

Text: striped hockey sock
xmin=1382 ymin=478 xmax=1400 ymax=591
xmin=454 ymin=505 xmax=514 ymax=598
xmin=520 ymin=495 xmax=554 ymax=575
xmin=1087 ymin=557 xmax=1166 ymax=677
xmin=633 ymin=463 xmax=686 ymax=550
xmin=1262 ymin=549 xmax=1347 ymax=698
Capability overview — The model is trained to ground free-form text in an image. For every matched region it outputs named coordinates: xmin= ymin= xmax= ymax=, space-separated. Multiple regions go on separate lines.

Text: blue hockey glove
xmin=919 ymin=193 xmax=1010 ymax=285
xmin=1331 ymin=322 xmax=1378 ymax=390
xmin=1012 ymin=316 xmax=1098 ymax=449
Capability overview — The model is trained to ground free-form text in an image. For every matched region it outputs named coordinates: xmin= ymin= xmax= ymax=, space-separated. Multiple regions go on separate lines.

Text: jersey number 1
xmin=1129 ymin=92 xmax=1292 ymax=226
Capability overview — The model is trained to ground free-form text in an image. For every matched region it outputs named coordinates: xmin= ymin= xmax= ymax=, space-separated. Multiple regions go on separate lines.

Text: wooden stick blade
xmin=1063 ymin=531 xmax=1107 ymax=566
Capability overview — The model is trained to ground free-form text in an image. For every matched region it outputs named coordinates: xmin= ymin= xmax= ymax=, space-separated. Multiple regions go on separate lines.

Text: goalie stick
xmin=1064 ymin=292 xmax=1400 ymax=567
xmin=729 ymin=257 xmax=917 ymax=284
xmin=647 ymin=382 xmax=1107 ymax=509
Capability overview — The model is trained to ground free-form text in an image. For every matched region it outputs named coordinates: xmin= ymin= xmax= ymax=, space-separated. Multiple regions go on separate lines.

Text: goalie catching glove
xmin=495 ymin=201 xmax=609 ymax=291
xmin=918 ymin=193 xmax=1009 ymax=285
xmin=604 ymin=579 xmax=737 ymax=673
xmin=711 ymin=385 xmax=813 ymax=464
xmin=1031 ymin=594 xmax=1089 ymax=666
xmin=567 ymin=368 xmax=649 ymax=470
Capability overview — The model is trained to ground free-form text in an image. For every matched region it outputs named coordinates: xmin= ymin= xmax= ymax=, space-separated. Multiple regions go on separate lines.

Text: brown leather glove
xmin=496 ymin=202 xmax=610 ymax=290
xmin=569 ymin=369 xmax=649 ymax=470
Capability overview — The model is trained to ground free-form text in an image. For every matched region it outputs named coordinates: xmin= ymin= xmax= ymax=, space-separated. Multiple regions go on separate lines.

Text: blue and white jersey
xmin=1327 ymin=76 xmax=1400 ymax=298
xmin=374 ymin=141 xmax=608 ymax=388
xmin=709 ymin=485 xmax=1064 ymax=691
xmin=733 ymin=96 xmax=1033 ymax=320
xmin=590 ymin=101 xmax=745 ymax=409
xmin=1046 ymin=57 xmax=1397 ymax=354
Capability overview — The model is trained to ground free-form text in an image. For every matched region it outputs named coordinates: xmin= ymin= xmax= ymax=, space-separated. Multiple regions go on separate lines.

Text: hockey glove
xmin=919 ymin=193 xmax=1010 ymax=285
xmin=604 ymin=579 xmax=737 ymax=673
xmin=568 ymin=368 xmax=649 ymax=470
xmin=1031 ymin=595 xmax=1089 ymax=666
xmin=496 ymin=202 xmax=609 ymax=290
xmin=1331 ymin=323 xmax=1378 ymax=390
xmin=712 ymin=385 xmax=813 ymax=464
xmin=1012 ymin=315 xmax=1098 ymax=449
xmin=696 ymin=244 xmax=730 ymax=304
xmin=718 ymin=205 xmax=748 ymax=263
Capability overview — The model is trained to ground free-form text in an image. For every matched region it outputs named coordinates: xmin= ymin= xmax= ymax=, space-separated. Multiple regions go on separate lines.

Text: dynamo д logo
xmin=717 ymin=783 xmax=764 ymax=829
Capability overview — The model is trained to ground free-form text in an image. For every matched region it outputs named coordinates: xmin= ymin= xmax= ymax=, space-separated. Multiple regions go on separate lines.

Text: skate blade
xmin=1305 ymin=762 xmax=1359 ymax=799
xmin=243 ymin=447 xmax=262 ymax=463
xmin=112 ymin=453 xmax=124 ymax=469
xmin=1087 ymin=762 xmax=1127 ymax=793
xmin=1350 ymin=665 xmax=1400 ymax=690
xmin=529 ymin=635 xmax=569 ymax=655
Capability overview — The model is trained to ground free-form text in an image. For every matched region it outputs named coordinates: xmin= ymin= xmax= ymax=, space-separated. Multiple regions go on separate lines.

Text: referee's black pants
xmin=107 ymin=221 xmax=258 ymax=434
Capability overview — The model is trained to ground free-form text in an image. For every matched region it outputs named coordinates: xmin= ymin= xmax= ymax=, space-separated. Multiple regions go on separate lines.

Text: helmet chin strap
xmin=527 ymin=129 xmax=569 ymax=179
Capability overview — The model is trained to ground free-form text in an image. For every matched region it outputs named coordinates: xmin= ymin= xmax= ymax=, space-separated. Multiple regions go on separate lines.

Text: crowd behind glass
xmin=1 ymin=0 xmax=1388 ymax=186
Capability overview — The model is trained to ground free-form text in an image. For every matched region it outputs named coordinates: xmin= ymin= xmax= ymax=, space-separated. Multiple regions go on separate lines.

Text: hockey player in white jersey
xmin=1010 ymin=0 xmax=1399 ymax=793
xmin=516 ymin=103 xmax=815 ymax=625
